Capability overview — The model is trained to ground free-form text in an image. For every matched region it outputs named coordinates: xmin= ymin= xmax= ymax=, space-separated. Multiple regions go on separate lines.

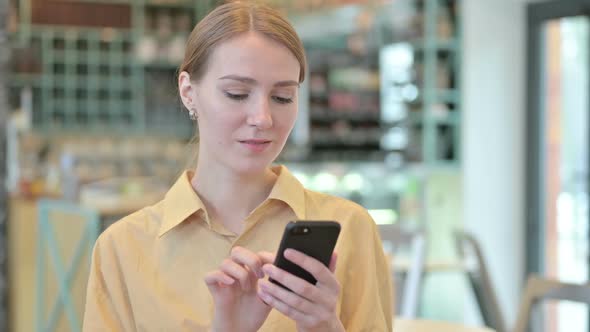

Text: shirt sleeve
xmin=83 ymin=232 xmax=136 ymax=332
xmin=338 ymin=209 xmax=394 ymax=332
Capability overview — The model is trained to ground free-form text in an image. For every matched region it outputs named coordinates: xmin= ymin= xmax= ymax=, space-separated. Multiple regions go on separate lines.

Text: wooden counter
xmin=9 ymin=197 xmax=38 ymax=332
xmin=9 ymin=197 xmax=97 ymax=332
xmin=7 ymin=195 xmax=156 ymax=332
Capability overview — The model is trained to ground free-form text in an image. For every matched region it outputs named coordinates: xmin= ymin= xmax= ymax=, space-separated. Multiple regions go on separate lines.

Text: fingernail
xmin=262 ymin=265 xmax=272 ymax=275
xmin=284 ymin=249 xmax=296 ymax=258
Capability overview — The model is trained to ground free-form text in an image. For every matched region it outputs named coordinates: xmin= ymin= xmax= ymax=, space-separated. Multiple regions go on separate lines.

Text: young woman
xmin=83 ymin=2 xmax=393 ymax=331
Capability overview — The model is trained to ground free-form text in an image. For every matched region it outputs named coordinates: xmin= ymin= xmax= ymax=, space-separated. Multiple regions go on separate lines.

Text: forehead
xmin=205 ymin=31 xmax=300 ymax=83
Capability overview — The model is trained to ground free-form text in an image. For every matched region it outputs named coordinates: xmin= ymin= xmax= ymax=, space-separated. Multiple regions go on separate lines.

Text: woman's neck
xmin=190 ymin=162 xmax=277 ymax=234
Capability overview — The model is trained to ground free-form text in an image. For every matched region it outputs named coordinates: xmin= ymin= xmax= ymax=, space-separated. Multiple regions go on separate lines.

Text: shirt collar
xmin=159 ymin=171 xmax=207 ymax=237
xmin=158 ymin=165 xmax=306 ymax=237
xmin=268 ymin=165 xmax=306 ymax=220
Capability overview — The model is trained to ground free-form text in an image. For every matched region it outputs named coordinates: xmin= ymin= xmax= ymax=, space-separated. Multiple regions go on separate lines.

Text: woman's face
xmin=180 ymin=31 xmax=301 ymax=176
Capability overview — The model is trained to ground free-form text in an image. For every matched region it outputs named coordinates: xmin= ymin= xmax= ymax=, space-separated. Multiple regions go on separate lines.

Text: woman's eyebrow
xmin=219 ymin=75 xmax=256 ymax=84
xmin=219 ymin=75 xmax=299 ymax=87
xmin=274 ymin=80 xmax=299 ymax=88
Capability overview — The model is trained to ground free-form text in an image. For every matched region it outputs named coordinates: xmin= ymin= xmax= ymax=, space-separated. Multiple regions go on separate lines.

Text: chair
xmin=36 ymin=199 xmax=100 ymax=332
xmin=394 ymin=317 xmax=496 ymax=332
xmin=378 ymin=224 xmax=426 ymax=318
xmin=454 ymin=231 xmax=507 ymax=332
xmin=513 ymin=275 xmax=590 ymax=332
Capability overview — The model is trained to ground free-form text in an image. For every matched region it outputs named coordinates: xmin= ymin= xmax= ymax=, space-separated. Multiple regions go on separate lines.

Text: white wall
xmin=462 ymin=0 xmax=547 ymax=326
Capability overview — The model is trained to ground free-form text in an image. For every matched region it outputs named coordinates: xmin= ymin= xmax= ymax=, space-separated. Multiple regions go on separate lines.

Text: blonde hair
xmin=179 ymin=1 xmax=306 ymax=170
xmin=179 ymin=1 xmax=307 ymax=83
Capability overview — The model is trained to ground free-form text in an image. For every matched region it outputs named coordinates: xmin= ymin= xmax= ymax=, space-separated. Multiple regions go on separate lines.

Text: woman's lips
xmin=239 ymin=139 xmax=272 ymax=152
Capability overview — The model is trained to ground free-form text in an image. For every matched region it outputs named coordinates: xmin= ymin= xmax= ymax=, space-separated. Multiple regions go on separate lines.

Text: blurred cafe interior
xmin=1 ymin=0 xmax=590 ymax=331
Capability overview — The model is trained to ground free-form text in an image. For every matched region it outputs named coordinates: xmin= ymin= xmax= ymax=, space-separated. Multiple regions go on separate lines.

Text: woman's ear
xmin=178 ymin=71 xmax=196 ymax=111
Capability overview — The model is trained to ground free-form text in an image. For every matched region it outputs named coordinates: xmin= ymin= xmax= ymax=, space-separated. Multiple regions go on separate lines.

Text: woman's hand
xmin=204 ymin=246 xmax=271 ymax=332
xmin=257 ymin=249 xmax=344 ymax=332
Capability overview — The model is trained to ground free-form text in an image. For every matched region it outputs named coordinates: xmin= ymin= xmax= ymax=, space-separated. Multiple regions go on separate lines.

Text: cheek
xmin=200 ymin=98 xmax=243 ymax=132
xmin=198 ymin=115 xmax=228 ymax=142
xmin=276 ymin=110 xmax=298 ymax=134
xmin=210 ymin=119 xmax=236 ymax=139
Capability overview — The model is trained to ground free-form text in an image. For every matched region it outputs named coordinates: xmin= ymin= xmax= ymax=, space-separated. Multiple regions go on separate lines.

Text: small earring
xmin=189 ymin=108 xmax=198 ymax=121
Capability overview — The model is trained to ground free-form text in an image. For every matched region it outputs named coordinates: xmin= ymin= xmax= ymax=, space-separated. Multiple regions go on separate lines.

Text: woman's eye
xmin=273 ymin=96 xmax=293 ymax=104
xmin=225 ymin=92 xmax=248 ymax=101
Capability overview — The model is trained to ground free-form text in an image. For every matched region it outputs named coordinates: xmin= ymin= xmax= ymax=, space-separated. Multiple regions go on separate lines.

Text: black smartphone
xmin=270 ymin=221 xmax=341 ymax=290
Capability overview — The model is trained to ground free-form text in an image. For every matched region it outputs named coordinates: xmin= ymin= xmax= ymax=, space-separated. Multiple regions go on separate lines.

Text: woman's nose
xmin=247 ymin=99 xmax=273 ymax=129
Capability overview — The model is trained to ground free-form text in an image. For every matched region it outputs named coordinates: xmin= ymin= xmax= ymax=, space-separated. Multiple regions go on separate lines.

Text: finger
xmin=283 ymin=249 xmax=339 ymax=291
xmin=220 ymin=259 xmax=252 ymax=291
xmin=204 ymin=270 xmax=235 ymax=287
xmin=328 ymin=252 xmax=338 ymax=273
xmin=258 ymin=251 xmax=276 ymax=265
xmin=262 ymin=263 xmax=334 ymax=307
xmin=231 ymin=246 xmax=265 ymax=278
xmin=257 ymin=288 xmax=317 ymax=327
xmin=258 ymin=279 xmax=315 ymax=314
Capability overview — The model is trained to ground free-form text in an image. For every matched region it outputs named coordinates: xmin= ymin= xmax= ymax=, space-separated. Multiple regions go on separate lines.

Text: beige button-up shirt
xmin=83 ymin=165 xmax=393 ymax=331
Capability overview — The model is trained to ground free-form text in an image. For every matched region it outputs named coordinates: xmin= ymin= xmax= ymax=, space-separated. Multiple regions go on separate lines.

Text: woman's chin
xmin=231 ymin=158 xmax=275 ymax=176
